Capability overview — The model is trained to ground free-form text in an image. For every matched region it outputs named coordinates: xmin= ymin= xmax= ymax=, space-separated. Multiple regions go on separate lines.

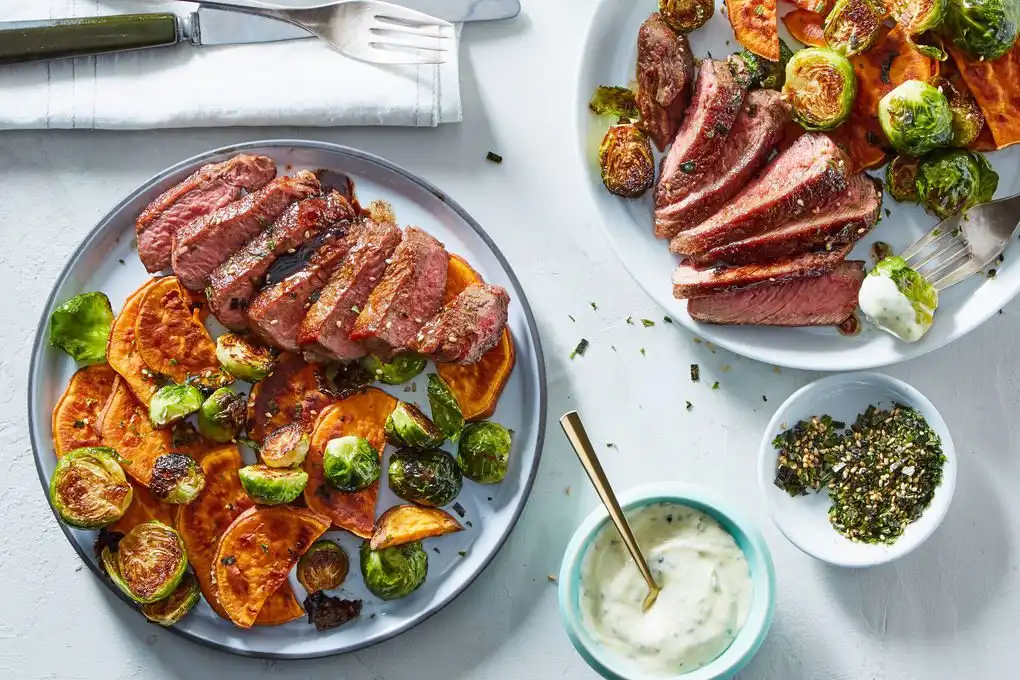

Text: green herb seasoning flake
xmin=625 ymin=316 xmax=634 ymax=325
xmin=711 ymin=381 xmax=720 ymax=390
xmin=590 ymin=302 xmax=598 ymax=311
xmin=486 ymin=151 xmax=503 ymax=163
xmin=663 ymin=316 xmax=673 ymax=324
xmin=690 ymin=364 xmax=700 ymax=382
xmin=570 ymin=338 xmax=590 ymax=360
xmin=685 ymin=401 xmax=693 ymax=411
xmin=772 ymin=415 xmax=845 ymax=497
xmin=641 ymin=319 xmax=655 ymax=327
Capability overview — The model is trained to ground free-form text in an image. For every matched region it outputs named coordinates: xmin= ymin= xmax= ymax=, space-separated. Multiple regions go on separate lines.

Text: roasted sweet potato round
xmin=437 ymin=329 xmax=516 ymax=421
xmin=106 ymin=279 xmax=161 ymax=405
xmin=371 ymin=505 xmax=463 ymax=551
xmin=97 ymin=378 xmax=175 ymax=487
xmin=726 ymin=0 xmax=779 ymax=60
xmin=111 ymin=479 xmax=178 ymax=534
xmin=52 ymin=363 xmax=117 ymax=456
xmin=246 ymin=353 xmax=334 ymax=443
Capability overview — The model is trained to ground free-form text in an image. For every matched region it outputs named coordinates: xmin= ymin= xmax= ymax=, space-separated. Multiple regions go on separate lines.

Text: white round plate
xmin=27 ymin=141 xmax=546 ymax=658
xmin=578 ymin=0 xmax=1020 ymax=370
xmin=758 ymin=372 xmax=956 ymax=567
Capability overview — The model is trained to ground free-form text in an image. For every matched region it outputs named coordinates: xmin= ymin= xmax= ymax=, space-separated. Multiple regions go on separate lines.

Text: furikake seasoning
xmin=773 ymin=415 xmax=845 ymax=496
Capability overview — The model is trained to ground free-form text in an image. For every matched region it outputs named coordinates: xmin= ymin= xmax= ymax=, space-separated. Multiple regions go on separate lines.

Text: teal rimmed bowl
xmin=558 ymin=483 xmax=776 ymax=680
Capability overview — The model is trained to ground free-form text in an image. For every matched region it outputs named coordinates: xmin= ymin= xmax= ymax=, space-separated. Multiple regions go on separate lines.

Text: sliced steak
xmin=136 ymin=155 xmax=277 ymax=273
xmin=671 ymin=244 xmax=853 ymax=299
xmin=172 ymin=170 xmax=320 ymax=290
xmin=670 ymin=133 xmax=850 ymax=257
xmin=296 ymin=220 xmax=403 ymax=362
xmin=693 ymin=174 xmax=883 ymax=266
xmin=653 ymin=90 xmax=789 ymax=240
xmin=349 ymin=227 xmax=449 ymax=357
xmin=408 ymin=283 xmax=511 ymax=364
xmin=206 ymin=192 xmax=354 ymax=330
xmin=654 ymin=58 xmax=748 ymax=208
xmin=688 ymin=261 xmax=865 ymax=326
xmin=247 ymin=221 xmax=362 ymax=352
xmin=636 ymin=13 xmax=696 ymax=151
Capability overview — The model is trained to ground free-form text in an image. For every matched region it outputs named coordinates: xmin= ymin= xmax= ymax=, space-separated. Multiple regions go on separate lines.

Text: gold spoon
xmin=560 ymin=411 xmax=661 ymax=612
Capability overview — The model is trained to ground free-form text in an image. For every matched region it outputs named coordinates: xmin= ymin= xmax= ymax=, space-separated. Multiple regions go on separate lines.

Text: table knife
xmin=0 ymin=0 xmax=521 ymax=66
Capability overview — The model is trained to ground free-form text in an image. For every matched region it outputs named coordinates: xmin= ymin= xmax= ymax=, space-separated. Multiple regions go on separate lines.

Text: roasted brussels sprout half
xmin=737 ymin=40 xmax=794 ymax=91
xmin=112 ymin=521 xmax=188 ymax=603
xmin=782 ymin=47 xmax=856 ymax=131
xmin=261 ymin=423 xmax=311 ymax=468
xmin=859 ymin=256 xmax=939 ymax=342
xmin=149 ymin=384 xmax=203 ymax=428
xmin=824 ymin=0 xmax=886 ymax=56
xmin=150 ymin=453 xmax=205 ymax=504
xmin=385 ymin=402 xmax=445 ymax=450
xmin=888 ymin=0 xmax=950 ymax=58
xmin=588 ymin=85 xmax=640 ymax=120
xmin=215 ymin=333 xmax=275 ymax=383
xmin=427 ymin=374 xmax=464 ymax=442
xmin=359 ymin=541 xmax=428 ymax=601
xmin=457 ymin=422 xmax=512 ymax=484
xmin=49 ymin=292 xmax=114 ymax=364
xmin=141 ymin=571 xmax=201 ymax=626
xmin=916 ymin=149 xmax=999 ymax=218
xmin=360 ymin=353 xmax=427 ymax=385
xmin=932 ymin=76 xmax=986 ymax=148
xmin=297 ymin=540 xmax=350 ymax=593
xmin=887 ymin=155 xmax=921 ymax=202
xmin=945 ymin=0 xmax=1018 ymax=61
xmin=388 ymin=448 xmax=463 ymax=507
xmin=659 ymin=0 xmax=714 ymax=33
xmin=304 ymin=591 xmax=363 ymax=631
xmin=599 ymin=124 xmax=655 ymax=198
xmin=238 ymin=464 xmax=308 ymax=505
xmin=878 ymin=80 xmax=953 ymax=156
xmin=50 ymin=447 xmax=132 ymax=529
xmin=323 ymin=436 xmax=381 ymax=492
xmin=197 ymin=387 xmax=245 ymax=443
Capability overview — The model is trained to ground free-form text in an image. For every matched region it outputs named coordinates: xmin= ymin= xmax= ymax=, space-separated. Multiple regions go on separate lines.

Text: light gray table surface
xmin=2 ymin=2 xmax=1020 ymax=678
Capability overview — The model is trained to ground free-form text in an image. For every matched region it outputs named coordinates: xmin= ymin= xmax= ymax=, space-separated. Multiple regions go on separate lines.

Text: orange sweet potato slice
xmin=443 ymin=254 xmax=483 ymax=306
xmin=246 ymin=353 xmax=335 ymax=443
xmin=212 ymin=505 xmax=330 ymax=629
xmin=782 ymin=9 xmax=826 ymax=48
xmin=97 ymin=377 xmax=174 ymax=486
xmin=789 ymin=0 xmax=832 ymax=13
xmin=135 ymin=277 xmax=230 ymax=390
xmin=437 ymin=329 xmax=516 ymax=421
xmin=304 ymin=388 xmax=396 ymax=538
xmin=948 ymin=42 xmax=1020 ymax=150
xmin=726 ymin=0 xmax=779 ymax=60
xmin=52 ymin=363 xmax=117 ymax=456
xmin=111 ymin=479 xmax=177 ymax=533
xmin=107 ymin=280 xmax=161 ymax=405
xmin=370 ymin=504 xmax=463 ymax=550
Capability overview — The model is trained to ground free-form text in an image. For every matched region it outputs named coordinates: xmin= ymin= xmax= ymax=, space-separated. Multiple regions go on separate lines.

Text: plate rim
xmin=26 ymin=139 xmax=548 ymax=659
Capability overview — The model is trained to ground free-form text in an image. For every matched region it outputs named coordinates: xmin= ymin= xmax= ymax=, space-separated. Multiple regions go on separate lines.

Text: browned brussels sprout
xmin=878 ymin=80 xmax=953 ymax=156
xmin=916 ymin=149 xmax=999 ymax=218
xmin=141 ymin=572 xmax=200 ymax=626
xmin=388 ymin=449 xmax=463 ymax=507
xmin=659 ymin=0 xmax=714 ymax=33
xmin=360 ymin=353 xmax=427 ymax=385
xmin=109 ymin=521 xmax=188 ymax=603
xmin=323 ymin=436 xmax=381 ymax=492
xmin=385 ymin=402 xmax=445 ymax=450
xmin=50 ymin=447 xmax=132 ymax=529
xmin=149 ymin=384 xmax=203 ymax=428
xmin=888 ymin=0 xmax=950 ymax=59
xmin=304 ymin=592 xmax=363 ymax=630
xmin=783 ymin=47 xmax=857 ymax=131
xmin=588 ymin=86 xmax=640 ymax=120
xmin=197 ymin=387 xmax=245 ymax=443
xmin=297 ymin=540 xmax=350 ymax=593
xmin=150 ymin=453 xmax=205 ymax=504
xmin=824 ymin=0 xmax=887 ymax=56
xmin=359 ymin=541 xmax=428 ymax=600
xmin=457 ymin=422 xmax=512 ymax=484
xmin=238 ymin=464 xmax=308 ymax=505
xmin=261 ymin=423 xmax=311 ymax=468
xmin=887 ymin=155 xmax=921 ymax=202
xmin=932 ymin=76 xmax=986 ymax=148
xmin=945 ymin=0 xmax=1018 ymax=61
xmin=737 ymin=40 xmax=794 ymax=91
xmin=599 ymin=124 xmax=655 ymax=198
xmin=215 ymin=333 xmax=275 ymax=383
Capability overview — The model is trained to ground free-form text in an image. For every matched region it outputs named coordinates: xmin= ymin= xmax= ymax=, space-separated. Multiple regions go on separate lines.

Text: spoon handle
xmin=560 ymin=411 xmax=659 ymax=593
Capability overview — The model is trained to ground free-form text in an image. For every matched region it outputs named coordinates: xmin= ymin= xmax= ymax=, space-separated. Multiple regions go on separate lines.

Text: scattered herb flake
xmin=763 ymin=395 xmax=768 ymax=402
xmin=465 ymin=520 xmax=473 ymax=527
xmin=625 ymin=316 xmax=634 ymax=325
xmin=590 ymin=301 xmax=598 ymax=311
xmin=690 ymin=364 xmax=700 ymax=382
xmin=711 ymin=381 xmax=720 ymax=390
xmin=680 ymin=161 xmax=697 ymax=174
xmin=641 ymin=319 xmax=655 ymax=327
xmin=606 ymin=442 xmax=618 ymax=449
xmin=568 ymin=314 xmax=576 ymax=322
xmin=685 ymin=401 xmax=693 ymax=411
xmin=988 ymin=269 xmax=997 ymax=279
xmin=118 ymin=258 xmax=125 ymax=265
xmin=486 ymin=151 xmax=503 ymax=163
xmin=221 ymin=555 xmax=236 ymax=566
xmin=452 ymin=502 xmax=466 ymax=518
xmin=458 ymin=550 xmax=468 ymax=557
xmin=663 ymin=316 xmax=673 ymax=324
xmin=639 ymin=348 xmax=646 ymax=356
xmin=570 ymin=338 xmax=590 ymax=359
xmin=884 ymin=208 xmax=892 ymax=218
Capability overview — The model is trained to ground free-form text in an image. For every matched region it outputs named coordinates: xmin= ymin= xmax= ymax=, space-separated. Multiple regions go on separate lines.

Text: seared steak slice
xmin=296 ymin=220 xmax=403 ymax=362
xmin=172 ymin=170 xmax=320 ymax=290
xmin=694 ymin=174 xmax=883 ymax=266
xmin=408 ymin=283 xmax=511 ymax=364
xmin=637 ymin=13 xmax=696 ymax=151
xmin=247 ymin=222 xmax=362 ymax=352
xmin=670 ymin=134 xmax=850 ymax=257
xmin=654 ymin=90 xmax=789 ymax=240
xmin=688 ymin=261 xmax=865 ymax=326
xmin=654 ymin=58 xmax=748 ymax=208
xmin=207 ymin=192 xmax=354 ymax=330
xmin=671 ymin=244 xmax=853 ymax=299
xmin=349 ymin=227 xmax=449 ymax=357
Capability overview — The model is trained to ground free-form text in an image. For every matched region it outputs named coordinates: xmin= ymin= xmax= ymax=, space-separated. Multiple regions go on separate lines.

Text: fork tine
xmin=370 ymin=22 xmax=452 ymax=38
xmin=362 ymin=43 xmax=448 ymax=64
xmin=370 ymin=2 xmax=455 ymax=29
xmin=902 ymin=225 xmax=957 ymax=263
xmin=918 ymin=245 xmax=970 ymax=281
xmin=911 ymin=236 xmax=968 ymax=274
xmin=369 ymin=30 xmax=452 ymax=50
xmin=930 ymin=259 xmax=984 ymax=291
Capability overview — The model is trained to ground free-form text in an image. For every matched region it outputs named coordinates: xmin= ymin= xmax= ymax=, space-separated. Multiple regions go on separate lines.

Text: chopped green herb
xmin=570 ymin=338 xmax=590 ymax=359
xmin=884 ymin=208 xmax=892 ymax=218
xmin=568 ymin=314 xmax=576 ymax=322
xmin=221 ymin=555 xmax=236 ymax=566
xmin=680 ymin=161 xmax=697 ymax=174
xmin=625 ymin=316 xmax=634 ymax=325
xmin=773 ymin=415 xmax=845 ymax=496
xmin=590 ymin=302 xmax=598 ymax=311
xmin=711 ymin=381 xmax=720 ymax=390
xmin=639 ymin=348 xmax=646 ymax=356
xmin=762 ymin=395 xmax=768 ymax=402
xmin=641 ymin=319 xmax=655 ymax=327
xmin=486 ymin=151 xmax=503 ymax=163
xmin=690 ymin=364 xmax=700 ymax=382
xmin=988 ymin=269 xmax=997 ymax=279
xmin=73 ymin=419 xmax=86 ymax=429
xmin=754 ymin=4 xmax=766 ymax=16
xmin=260 ymin=543 xmax=269 ymax=553
xmin=118 ymin=259 xmax=126 ymax=265
xmin=663 ymin=316 xmax=673 ymax=324
xmin=606 ymin=442 xmax=617 ymax=449
xmin=685 ymin=401 xmax=693 ymax=411
xmin=458 ymin=550 xmax=468 ymax=557
xmin=611 ymin=345 xmax=617 ymax=352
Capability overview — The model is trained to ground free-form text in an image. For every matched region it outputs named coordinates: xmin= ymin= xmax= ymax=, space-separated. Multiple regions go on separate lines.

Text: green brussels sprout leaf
xmin=427 ymin=374 xmax=465 ymax=442
xmin=945 ymin=0 xmax=1019 ymax=61
xmin=49 ymin=292 xmax=114 ymax=364
xmin=359 ymin=541 xmax=428 ymax=600
xmin=659 ymin=0 xmax=714 ymax=34
xmin=878 ymin=80 xmax=953 ymax=156
xmin=323 ymin=436 xmax=381 ymax=492
xmin=599 ymin=124 xmax=655 ymax=198
xmin=238 ymin=464 xmax=308 ymax=505
xmin=385 ymin=402 xmax=445 ymax=450
xmin=886 ymin=155 xmax=921 ymax=202
xmin=916 ymin=149 xmax=999 ymax=218
xmin=737 ymin=40 xmax=794 ymax=91
xmin=50 ymin=447 xmax=132 ymax=529
xmin=141 ymin=571 xmax=201 ymax=626
xmin=215 ymin=333 xmax=275 ymax=383
xmin=149 ymin=384 xmax=204 ymax=428
xmin=782 ymin=47 xmax=857 ymax=131
xmin=824 ymin=0 xmax=886 ymax=56
xmin=931 ymin=76 xmax=986 ymax=148
xmin=588 ymin=85 xmax=640 ymax=120
xmin=150 ymin=453 xmax=205 ymax=504
xmin=860 ymin=256 xmax=939 ymax=342
xmin=197 ymin=387 xmax=245 ymax=443
xmin=115 ymin=521 xmax=188 ymax=603
xmin=387 ymin=448 xmax=463 ymax=507
xmin=262 ymin=423 xmax=311 ymax=468
xmin=297 ymin=540 xmax=350 ymax=593
xmin=457 ymin=422 xmax=513 ymax=484
xmin=889 ymin=0 xmax=950 ymax=59
xmin=360 ymin=353 xmax=427 ymax=385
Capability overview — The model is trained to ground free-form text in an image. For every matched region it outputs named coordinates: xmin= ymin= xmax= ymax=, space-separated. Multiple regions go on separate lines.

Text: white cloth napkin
xmin=0 ymin=1 xmax=463 ymax=129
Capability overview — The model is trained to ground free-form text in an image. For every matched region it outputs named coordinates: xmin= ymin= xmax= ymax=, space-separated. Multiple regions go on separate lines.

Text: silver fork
xmin=193 ymin=0 xmax=454 ymax=65
xmin=901 ymin=193 xmax=1020 ymax=291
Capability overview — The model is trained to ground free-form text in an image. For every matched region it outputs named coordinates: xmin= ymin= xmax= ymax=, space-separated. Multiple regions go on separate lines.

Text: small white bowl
xmin=758 ymin=372 xmax=956 ymax=567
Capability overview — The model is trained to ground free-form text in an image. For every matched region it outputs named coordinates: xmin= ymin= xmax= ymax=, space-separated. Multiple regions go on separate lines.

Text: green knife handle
xmin=0 ymin=14 xmax=179 ymax=66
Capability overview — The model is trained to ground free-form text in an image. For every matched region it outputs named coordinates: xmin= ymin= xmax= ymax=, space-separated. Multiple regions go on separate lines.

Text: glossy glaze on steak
xmin=688 ymin=261 xmax=865 ymax=325
xmin=636 ymin=13 xmax=696 ymax=151
xmin=172 ymin=170 xmax=320 ymax=290
xmin=669 ymin=134 xmax=850 ymax=257
xmin=653 ymin=90 xmax=789 ymax=240
xmin=136 ymin=155 xmax=277 ymax=273
xmin=408 ymin=283 xmax=511 ymax=364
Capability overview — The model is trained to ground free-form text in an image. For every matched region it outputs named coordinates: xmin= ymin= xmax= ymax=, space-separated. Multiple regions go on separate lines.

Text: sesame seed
xmin=270 ymin=319 xmax=278 ymax=325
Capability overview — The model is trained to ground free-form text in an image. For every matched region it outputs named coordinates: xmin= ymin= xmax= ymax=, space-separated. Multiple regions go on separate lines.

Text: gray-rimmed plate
xmin=27 ymin=140 xmax=546 ymax=659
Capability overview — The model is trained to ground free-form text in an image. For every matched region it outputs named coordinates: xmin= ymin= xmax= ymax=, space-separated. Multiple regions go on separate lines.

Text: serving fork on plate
xmin=901 ymin=193 xmax=1020 ymax=290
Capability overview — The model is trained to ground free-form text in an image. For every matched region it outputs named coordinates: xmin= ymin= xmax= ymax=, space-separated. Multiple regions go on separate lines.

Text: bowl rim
xmin=557 ymin=482 xmax=776 ymax=680
xmin=757 ymin=371 xmax=957 ymax=568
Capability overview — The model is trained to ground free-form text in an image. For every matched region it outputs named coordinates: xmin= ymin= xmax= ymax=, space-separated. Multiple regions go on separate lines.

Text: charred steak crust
xmin=207 ymin=192 xmax=355 ymax=331
xmin=688 ymin=261 xmax=866 ymax=326
xmin=693 ymin=174 xmax=883 ymax=266
xmin=654 ymin=58 xmax=749 ymax=208
xmin=653 ymin=90 xmax=790 ymax=240
xmin=408 ymin=283 xmax=511 ymax=365
xmin=636 ymin=13 xmax=696 ymax=152
xmin=136 ymin=154 xmax=277 ymax=273
xmin=172 ymin=170 xmax=320 ymax=290
xmin=349 ymin=227 xmax=449 ymax=357
xmin=247 ymin=221 xmax=363 ymax=352
xmin=669 ymin=134 xmax=851 ymax=257
xmin=296 ymin=219 xmax=403 ymax=362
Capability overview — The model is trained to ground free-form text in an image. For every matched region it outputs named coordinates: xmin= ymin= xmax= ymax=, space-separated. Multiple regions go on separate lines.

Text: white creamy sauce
xmin=858 ymin=274 xmax=928 ymax=342
xmin=579 ymin=503 xmax=752 ymax=676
